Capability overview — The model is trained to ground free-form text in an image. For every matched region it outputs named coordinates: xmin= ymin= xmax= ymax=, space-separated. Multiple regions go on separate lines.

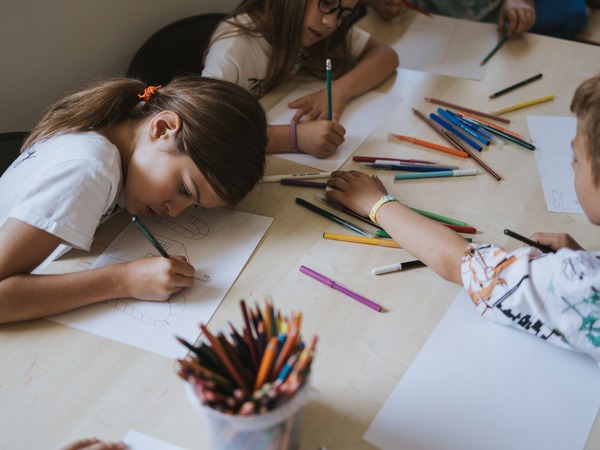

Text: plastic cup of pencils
xmin=185 ymin=382 xmax=310 ymax=450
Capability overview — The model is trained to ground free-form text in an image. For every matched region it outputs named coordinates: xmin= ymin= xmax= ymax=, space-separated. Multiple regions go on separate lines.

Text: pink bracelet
xmin=290 ymin=120 xmax=298 ymax=153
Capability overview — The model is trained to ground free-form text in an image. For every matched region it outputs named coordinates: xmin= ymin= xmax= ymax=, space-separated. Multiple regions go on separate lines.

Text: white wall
xmin=0 ymin=0 xmax=237 ymax=133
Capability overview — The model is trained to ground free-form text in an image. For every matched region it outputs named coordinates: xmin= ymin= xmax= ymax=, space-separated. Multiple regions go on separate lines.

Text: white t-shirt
xmin=461 ymin=243 xmax=600 ymax=365
xmin=202 ymin=13 xmax=371 ymax=97
xmin=0 ymin=132 xmax=124 ymax=267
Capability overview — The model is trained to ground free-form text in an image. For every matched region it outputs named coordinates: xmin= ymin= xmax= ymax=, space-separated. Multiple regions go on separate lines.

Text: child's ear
xmin=149 ymin=111 xmax=181 ymax=141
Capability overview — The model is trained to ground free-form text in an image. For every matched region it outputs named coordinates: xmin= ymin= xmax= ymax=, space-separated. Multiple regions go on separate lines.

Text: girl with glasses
xmin=203 ymin=0 xmax=399 ymax=159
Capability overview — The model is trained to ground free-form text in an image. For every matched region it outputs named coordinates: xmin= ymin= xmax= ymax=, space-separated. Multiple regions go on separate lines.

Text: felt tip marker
xmin=371 ymin=260 xmax=426 ymax=275
xmin=261 ymin=172 xmax=332 ymax=183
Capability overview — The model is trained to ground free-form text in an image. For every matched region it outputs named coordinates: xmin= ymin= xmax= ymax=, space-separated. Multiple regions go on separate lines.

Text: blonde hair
xmin=571 ymin=73 xmax=600 ymax=186
xmin=208 ymin=0 xmax=356 ymax=95
xmin=24 ymin=76 xmax=267 ymax=205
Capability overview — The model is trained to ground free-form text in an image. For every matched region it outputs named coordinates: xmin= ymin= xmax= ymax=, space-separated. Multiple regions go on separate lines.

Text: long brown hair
xmin=208 ymin=0 xmax=356 ymax=94
xmin=23 ymin=76 xmax=267 ymax=205
xmin=571 ymin=73 xmax=600 ymax=186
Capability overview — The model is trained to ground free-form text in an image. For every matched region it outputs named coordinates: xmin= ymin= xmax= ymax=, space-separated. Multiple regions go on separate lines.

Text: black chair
xmin=126 ymin=13 xmax=227 ymax=86
xmin=0 ymin=131 xmax=28 ymax=175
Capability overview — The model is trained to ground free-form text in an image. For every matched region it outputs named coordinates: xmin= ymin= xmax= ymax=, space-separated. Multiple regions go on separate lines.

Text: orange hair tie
xmin=138 ymin=85 xmax=162 ymax=103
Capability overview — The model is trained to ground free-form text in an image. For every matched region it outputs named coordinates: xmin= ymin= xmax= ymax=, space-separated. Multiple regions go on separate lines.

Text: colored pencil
xmin=489 ymin=73 xmax=543 ymax=99
xmin=424 ymin=98 xmax=510 ymax=124
xmin=405 ymin=0 xmax=433 ymax=17
xmin=326 ymin=59 xmax=332 ymax=120
xmin=391 ymin=134 xmax=469 ymax=158
xmin=491 ymin=94 xmax=555 ymax=115
xmin=437 ymin=109 xmax=490 ymax=145
xmin=314 ymin=194 xmax=383 ymax=230
xmin=480 ymin=35 xmax=508 ymax=66
xmin=457 ymin=112 xmax=529 ymax=141
xmin=132 ymin=216 xmax=169 ymax=258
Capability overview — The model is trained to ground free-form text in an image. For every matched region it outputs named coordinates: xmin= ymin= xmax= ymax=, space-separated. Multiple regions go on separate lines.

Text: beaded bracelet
xmin=290 ymin=120 xmax=298 ymax=153
xmin=369 ymin=195 xmax=400 ymax=225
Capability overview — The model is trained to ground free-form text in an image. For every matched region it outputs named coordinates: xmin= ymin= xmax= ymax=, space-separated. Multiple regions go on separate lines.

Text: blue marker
xmin=438 ymin=109 xmax=490 ymax=146
xmin=429 ymin=113 xmax=483 ymax=151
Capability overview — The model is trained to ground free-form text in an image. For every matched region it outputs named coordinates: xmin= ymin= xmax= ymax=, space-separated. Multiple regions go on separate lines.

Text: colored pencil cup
xmin=185 ymin=382 xmax=310 ymax=450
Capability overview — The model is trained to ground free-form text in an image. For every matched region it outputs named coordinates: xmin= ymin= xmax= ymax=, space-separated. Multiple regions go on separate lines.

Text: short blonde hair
xmin=571 ymin=73 xmax=600 ymax=186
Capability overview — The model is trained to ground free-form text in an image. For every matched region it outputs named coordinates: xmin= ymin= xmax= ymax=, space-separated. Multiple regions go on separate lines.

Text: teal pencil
xmin=480 ymin=35 xmax=508 ymax=66
xmin=326 ymin=58 xmax=332 ymax=120
xmin=394 ymin=169 xmax=478 ymax=180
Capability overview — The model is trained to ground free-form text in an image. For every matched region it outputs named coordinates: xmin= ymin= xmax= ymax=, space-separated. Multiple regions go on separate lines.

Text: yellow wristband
xmin=369 ymin=195 xmax=400 ymax=225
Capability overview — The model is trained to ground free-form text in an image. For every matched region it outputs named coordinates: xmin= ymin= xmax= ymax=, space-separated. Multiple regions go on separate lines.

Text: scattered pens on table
xmin=323 ymin=232 xmax=401 ymax=248
xmin=371 ymin=260 xmax=426 ymax=275
xmin=424 ymin=98 xmax=510 ymax=124
xmin=491 ymin=94 xmax=555 ymax=115
xmin=390 ymin=133 xmax=469 ymax=158
xmin=412 ymin=107 xmax=502 ymax=181
xmin=326 ymin=58 xmax=332 ymax=121
xmin=176 ymin=298 xmax=316 ymax=415
xmin=437 ymin=109 xmax=490 ymax=146
xmin=504 ymin=228 xmax=554 ymax=253
xmin=429 ymin=113 xmax=483 ymax=151
xmin=280 ymin=179 xmax=328 ymax=189
xmin=299 ymin=265 xmax=382 ymax=312
xmin=480 ymin=35 xmax=508 ymax=66
xmin=489 ymin=73 xmax=543 ymax=99
xmin=394 ymin=169 xmax=478 ymax=180
xmin=132 ymin=216 xmax=169 ymax=258
xmin=261 ymin=172 xmax=332 ymax=183
xmin=458 ymin=114 xmax=535 ymax=150
xmin=295 ymin=197 xmax=373 ymax=237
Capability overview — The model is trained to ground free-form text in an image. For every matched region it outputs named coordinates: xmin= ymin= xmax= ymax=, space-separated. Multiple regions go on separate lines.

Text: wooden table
xmin=2 ymin=11 xmax=600 ymax=450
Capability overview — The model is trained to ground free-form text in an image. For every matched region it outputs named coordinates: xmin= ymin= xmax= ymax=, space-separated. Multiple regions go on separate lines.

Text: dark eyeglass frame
xmin=318 ymin=0 xmax=356 ymax=26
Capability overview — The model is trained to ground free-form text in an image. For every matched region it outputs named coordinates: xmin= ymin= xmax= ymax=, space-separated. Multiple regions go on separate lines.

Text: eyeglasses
xmin=318 ymin=0 xmax=356 ymax=26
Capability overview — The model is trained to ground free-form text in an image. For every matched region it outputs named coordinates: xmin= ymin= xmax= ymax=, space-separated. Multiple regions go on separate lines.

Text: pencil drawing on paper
xmin=98 ymin=213 xmax=213 ymax=326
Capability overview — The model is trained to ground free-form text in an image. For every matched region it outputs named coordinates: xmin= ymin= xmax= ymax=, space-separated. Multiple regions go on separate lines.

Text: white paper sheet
xmin=527 ymin=115 xmax=583 ymax=214
xmin=50 ymin=208 xmax=272 ymax=358
xmin=391 ymin=14 xmax=498 ymax=80
xmin=124 ymin=429 xmax=187 ymax=450
xmin=364 ymin=289 xmax=600 ymax=450
xmin=267 ymin=81 xmax=400 ymax=172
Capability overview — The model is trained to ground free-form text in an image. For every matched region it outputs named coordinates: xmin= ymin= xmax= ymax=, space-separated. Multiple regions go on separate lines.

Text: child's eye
xmin=179 ymin=184 xmax=192 ymax=198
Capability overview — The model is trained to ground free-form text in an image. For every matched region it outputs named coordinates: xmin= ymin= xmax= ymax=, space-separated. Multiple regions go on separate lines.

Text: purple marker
xmin=299 ymin=265 xmax=382 ymax=312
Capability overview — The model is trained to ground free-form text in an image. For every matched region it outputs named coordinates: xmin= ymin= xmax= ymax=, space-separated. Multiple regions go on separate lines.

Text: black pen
xmin=490 ymin=73 xmax=543 ymax=99
xmin=132 ymin=216 xmax=170 ymax=257
xmin=504 ymin=228 xmax=554 ymax=253
xmin=295 ymin=198 xmax=373 ymax=237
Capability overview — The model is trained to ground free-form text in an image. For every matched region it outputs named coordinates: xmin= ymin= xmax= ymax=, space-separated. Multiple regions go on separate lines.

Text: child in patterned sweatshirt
xmin=325 ymin=73 xmax=600 ymax=365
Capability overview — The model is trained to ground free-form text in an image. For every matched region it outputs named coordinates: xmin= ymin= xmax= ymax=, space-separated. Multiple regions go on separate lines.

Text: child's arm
xmin=0 ymin=218 xmax=196 ymax=324
xmin=289 ymin=36 xmax=399 ymax=122
xmin=325 ymin=170 xmax=469 ymax=284
xmin=266 ymin=122 xmax=346 ymax=158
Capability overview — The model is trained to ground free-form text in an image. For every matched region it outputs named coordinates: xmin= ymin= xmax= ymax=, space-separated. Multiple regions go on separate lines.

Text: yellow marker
xmin=323 ymin=232 xmax=401 ymax=248
xmin=490 ymin=94 xmax=554 ymax=115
